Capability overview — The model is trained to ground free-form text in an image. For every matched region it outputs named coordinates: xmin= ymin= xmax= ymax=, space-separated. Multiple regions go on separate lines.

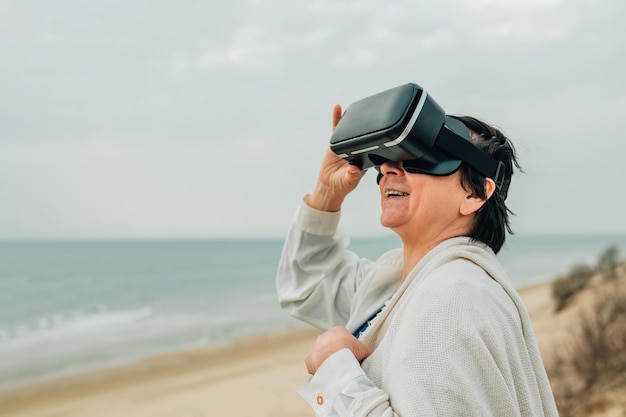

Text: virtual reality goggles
xmin=329 ymin=83 xmax=506 ymax=191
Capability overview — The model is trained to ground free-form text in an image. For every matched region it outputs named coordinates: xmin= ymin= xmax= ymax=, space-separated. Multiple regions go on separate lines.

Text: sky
xmin=0 ymin=0 xmax=624 ymax=239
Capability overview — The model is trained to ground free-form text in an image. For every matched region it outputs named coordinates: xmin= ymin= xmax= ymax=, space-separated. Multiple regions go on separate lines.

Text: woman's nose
xmin=380 ymin=161 xmax=403 ymax=176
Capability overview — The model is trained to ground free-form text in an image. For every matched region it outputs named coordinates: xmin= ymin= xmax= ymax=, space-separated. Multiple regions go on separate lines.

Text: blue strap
xmin=352 ymin=308 xmax=383 ymax=339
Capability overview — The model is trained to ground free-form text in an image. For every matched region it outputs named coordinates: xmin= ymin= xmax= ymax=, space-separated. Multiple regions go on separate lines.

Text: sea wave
xmin=0 ymin=293 xmax=298 ymax=390
xmin=0 ymin=305 xmax=153 ymax=350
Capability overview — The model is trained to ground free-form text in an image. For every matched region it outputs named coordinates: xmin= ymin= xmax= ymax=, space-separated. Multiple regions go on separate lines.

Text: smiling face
xmin=378 ymin=161 xmax=477 ymax=246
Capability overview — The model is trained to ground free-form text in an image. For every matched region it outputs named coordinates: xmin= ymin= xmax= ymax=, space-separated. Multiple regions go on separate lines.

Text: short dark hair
xmin=449 ymin=115 xmax=521 ymax=254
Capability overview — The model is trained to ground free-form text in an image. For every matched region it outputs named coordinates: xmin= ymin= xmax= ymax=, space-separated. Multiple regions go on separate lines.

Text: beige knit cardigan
xmin=277 ymin=201 xmax=559 ymax=416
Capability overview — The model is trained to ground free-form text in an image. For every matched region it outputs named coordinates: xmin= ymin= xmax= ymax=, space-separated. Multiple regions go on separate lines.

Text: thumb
xmin=346 ymin=162 xmax=365 ymax=177
xmin=331 ymin=104 xmax=343 ymax=131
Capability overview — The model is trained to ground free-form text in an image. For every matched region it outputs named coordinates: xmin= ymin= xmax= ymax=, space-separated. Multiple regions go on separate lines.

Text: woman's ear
xmin=460 ymin=178 xmax=496 ymax=215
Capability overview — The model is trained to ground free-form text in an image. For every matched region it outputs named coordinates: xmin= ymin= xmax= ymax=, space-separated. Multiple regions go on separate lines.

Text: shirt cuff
xmin=295 ymin=195 xmax=342 ymax=236
xmin=298 ymin=348 xmax=376 ymax=416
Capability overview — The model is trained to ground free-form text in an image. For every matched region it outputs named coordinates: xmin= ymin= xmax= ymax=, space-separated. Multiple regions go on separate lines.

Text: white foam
xmin=0 ymin=306 xmax=153 ymax=351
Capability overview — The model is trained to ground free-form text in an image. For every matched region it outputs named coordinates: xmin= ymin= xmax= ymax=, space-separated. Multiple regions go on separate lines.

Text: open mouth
xmin=385 ymin=190 xmax=410 ymax=198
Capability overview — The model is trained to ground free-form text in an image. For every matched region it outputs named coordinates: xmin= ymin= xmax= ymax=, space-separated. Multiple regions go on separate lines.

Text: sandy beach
xmin=0 ymin=325 xmax=322 ymax=417
xmin=0 ymin=278 xmax=618 ymax=417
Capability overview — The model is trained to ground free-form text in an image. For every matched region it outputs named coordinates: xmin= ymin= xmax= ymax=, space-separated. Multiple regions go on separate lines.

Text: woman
xmin=276 ymin=104 xmax=558 ymax=416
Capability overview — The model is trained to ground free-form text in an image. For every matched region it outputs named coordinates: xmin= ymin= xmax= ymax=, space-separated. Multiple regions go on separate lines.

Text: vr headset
xmin=329 ymin=83 xmax=506 ymax=191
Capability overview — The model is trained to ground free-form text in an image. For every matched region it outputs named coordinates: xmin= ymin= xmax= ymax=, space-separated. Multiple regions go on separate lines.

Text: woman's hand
xmin=307 ymin=105 xmax=367 ymax=212
xmin=305 ymin=326 xmax=373 ymax=375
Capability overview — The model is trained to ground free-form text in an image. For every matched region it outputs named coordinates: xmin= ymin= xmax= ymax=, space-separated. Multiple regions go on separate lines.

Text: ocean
xmin=2 ymin=234 xmax=626 ymax=391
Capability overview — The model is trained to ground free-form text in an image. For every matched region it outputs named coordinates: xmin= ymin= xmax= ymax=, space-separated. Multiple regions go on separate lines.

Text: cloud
xmin=0 ymin=0 xmax=625 ymax=238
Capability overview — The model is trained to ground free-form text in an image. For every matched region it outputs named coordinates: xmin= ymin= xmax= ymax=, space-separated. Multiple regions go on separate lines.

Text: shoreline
xmin=0 ymin=326 xmax=322 ymax=417
xmin=0 ymin=281 xmax=552 ymax=417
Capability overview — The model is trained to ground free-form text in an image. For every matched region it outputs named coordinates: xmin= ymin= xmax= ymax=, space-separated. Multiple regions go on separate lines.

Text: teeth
xmin=386 ymin=190 xmax=409 ymax=197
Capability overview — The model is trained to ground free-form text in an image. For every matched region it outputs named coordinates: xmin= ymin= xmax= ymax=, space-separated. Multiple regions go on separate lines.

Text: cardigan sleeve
xmin=276 ymin=197 xmax=377 ymax=330
xmin=299 ymin=348 xmax=397 ymax=417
